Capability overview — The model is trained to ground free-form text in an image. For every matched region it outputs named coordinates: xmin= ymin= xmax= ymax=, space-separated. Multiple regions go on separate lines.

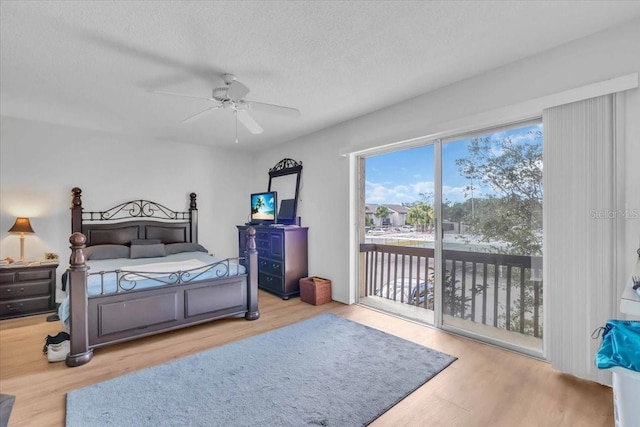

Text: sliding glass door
xmin=438 ymin=121 xmax=543 ymax=355
xmin=358 ymin=119 xmax=543 ymax=355
xmin=360 ymin=144 xmax=436 ymax=325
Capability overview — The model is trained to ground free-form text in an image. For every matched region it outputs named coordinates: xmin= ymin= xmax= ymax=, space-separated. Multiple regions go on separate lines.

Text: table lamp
xmin=8 ymin=217 xmax=35 ymax=262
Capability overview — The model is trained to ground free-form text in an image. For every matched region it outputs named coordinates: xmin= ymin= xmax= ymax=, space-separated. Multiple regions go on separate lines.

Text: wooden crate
xmin=299 ymin=277 xmax=332 ymax=305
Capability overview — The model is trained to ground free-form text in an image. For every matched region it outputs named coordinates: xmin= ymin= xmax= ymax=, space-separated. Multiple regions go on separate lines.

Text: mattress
xmin=58 ymin=251 xmax=246 ymax=329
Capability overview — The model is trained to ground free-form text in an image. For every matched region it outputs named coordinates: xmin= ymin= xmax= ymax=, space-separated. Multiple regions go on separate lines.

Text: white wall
xmin=2 ymin=18 xmax=638 ymax=309
xmin=0 ymin=116 xmax=253 ymax=295
xmin=255 ymin=18 xmax=640 ymax=305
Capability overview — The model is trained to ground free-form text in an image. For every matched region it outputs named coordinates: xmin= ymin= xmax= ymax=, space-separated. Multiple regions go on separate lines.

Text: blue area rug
xmin=66 ymin=313 xmax=456 ymax=426
xmin=0 ymin=394 xmax=16 ymax=427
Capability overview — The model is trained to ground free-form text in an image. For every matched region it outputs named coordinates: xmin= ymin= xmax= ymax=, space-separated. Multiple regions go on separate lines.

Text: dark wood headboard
xmin=70 ymin=187 xmax=198 ymax=246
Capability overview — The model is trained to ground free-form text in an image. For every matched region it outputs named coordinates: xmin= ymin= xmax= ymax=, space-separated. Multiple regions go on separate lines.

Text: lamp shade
xmin=8 ymin=217 xmax=35 ymax=234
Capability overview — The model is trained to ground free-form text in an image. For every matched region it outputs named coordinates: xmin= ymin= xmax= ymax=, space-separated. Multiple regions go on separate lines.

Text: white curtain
xmin=543 ymin=94 xmax=620 ymax=384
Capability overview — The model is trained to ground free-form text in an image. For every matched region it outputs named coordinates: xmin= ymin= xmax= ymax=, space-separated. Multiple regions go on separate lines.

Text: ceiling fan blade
xmin=227 ymin=80 xmax=250 ymax=99
xmin=180 ymin=105 xmax=223 ymax=124
xmin=248 ymin=101 xmax=301 ymax=118
xmin=236 ymin=110 xmax=263 ymax=134
xmin=151 ymin=90 xmax=212 ymax=101
xmin=78 ymin=30 xmax=224 ymax=84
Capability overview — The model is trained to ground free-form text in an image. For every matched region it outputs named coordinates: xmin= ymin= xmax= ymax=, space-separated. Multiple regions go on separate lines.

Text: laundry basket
xmin=595 ymin=320 xmax=640 ymax=427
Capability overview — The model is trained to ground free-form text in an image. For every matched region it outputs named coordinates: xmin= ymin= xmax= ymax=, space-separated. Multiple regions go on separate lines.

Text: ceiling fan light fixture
xmin=151 ymin=73 xmax=298 ymax=136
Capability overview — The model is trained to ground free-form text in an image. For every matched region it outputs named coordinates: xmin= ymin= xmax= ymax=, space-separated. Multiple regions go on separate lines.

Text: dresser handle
xmin=5 ymin=288 xmax=25 ymax=294
xmin=6 ymin=304 xmax=23 ymax=311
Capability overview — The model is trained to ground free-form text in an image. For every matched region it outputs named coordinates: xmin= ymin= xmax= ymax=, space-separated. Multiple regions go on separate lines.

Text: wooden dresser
xmin=238 ymin=225 xmax=308 ymax=299
xmin=0 ymin=263 xmax=58 ymax=319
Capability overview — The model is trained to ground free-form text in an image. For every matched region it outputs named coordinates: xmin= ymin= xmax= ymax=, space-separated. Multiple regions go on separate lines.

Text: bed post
xmin=189 ymin=192 xmax=198 ymax=243
xmin=71 ymin=187 xmax=83 ymax=234
xmin=65 ymin=232 xmax=94 ymax=367
xmin=244 ymin=226 xmax=260 ymax=320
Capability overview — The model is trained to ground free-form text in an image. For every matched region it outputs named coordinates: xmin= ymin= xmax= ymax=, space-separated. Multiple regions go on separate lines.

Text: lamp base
xmin=19 ymin=234 xmax=25 ymax=262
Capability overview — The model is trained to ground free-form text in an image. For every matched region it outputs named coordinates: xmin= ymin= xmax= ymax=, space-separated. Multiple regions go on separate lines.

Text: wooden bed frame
xmin=65 ymin=188 xmax=259 ymax=367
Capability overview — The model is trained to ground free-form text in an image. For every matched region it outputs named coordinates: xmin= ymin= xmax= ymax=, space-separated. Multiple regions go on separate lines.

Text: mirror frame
xmin=268 ymin=158 xmax=303 ymax=224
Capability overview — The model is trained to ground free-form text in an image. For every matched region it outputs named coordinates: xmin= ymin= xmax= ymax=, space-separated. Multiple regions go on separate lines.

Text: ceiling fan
xmin=153 ymin=73 xmax=300 ymax=140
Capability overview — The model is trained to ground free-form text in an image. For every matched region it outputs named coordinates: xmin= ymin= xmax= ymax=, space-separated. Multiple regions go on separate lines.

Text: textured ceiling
xmin=2 ymin=1 xmax=640 ymax=151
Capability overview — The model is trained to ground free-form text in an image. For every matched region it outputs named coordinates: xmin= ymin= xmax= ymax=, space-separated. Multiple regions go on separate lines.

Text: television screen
xmin=250 ymin=191 xmax=277 ymax=224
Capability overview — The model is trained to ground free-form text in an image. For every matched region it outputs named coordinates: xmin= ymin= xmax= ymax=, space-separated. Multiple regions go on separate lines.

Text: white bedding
xmin=58 ymin=251 xmax=246 ymax=329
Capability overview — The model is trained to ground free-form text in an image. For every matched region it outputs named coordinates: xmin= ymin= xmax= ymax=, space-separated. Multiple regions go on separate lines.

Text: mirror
xmin=268 ymin=158 xmax=302 ymax=225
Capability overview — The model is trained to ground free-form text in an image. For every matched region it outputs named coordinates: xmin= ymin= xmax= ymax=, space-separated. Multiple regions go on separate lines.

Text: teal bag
xmin=595 ymin=320 xmax=640 ymax=372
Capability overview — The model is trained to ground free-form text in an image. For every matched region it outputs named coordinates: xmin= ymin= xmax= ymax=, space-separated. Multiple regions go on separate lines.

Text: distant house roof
xmin=384 ymin=204 xmax=409 ymax=214
xmin=365 ymin=203 xmax=409 ymax=214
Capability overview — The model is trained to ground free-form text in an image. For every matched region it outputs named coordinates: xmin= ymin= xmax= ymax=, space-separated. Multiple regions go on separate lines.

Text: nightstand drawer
xmin=0 ymin=296 xmax=52 ymax=317
xmin=258 ymin=258 xmax=283 ymax=276
xmin=0 ymin=272 xmax=16 ymax=284
xmin=17 ymin=269 xmax=52 ymax=281
xmin=1 ymin=280 xmax=52 ymax=299
xmin=0 ymin=264 xmax=58 ymax=319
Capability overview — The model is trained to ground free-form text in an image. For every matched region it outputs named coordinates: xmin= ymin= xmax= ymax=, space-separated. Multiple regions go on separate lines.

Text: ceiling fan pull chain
xmin=235 ymin=110 xmax=239 ymax=143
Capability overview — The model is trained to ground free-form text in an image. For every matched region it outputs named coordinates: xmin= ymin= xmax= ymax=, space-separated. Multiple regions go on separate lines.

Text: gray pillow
xmin=165 ymin=242 xmax=208 ymax=255
xmin=130 ymin=243 xmax=167 ymax=259
xmin=130 ymin=239 xmax=162 ymax=246
xmin=84 ymin=245 xmax=130 ymax=260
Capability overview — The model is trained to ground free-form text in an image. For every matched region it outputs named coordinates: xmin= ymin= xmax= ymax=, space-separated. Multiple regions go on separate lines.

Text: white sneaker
xmin=47 ymin=340 xmax=70 ymax=363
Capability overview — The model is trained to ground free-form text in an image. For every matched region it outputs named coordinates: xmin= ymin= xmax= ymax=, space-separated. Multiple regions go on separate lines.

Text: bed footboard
xmin=65 ymin=228 xmax=259 ymax=367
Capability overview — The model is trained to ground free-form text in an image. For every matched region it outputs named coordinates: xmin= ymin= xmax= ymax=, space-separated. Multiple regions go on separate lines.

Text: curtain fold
xmin=543 ymin=94 xmax=618 ymax=384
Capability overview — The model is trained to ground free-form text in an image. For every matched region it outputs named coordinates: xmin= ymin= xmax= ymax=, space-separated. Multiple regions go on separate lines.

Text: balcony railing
xmin=360 ymin=243 xmax=543 ymax=338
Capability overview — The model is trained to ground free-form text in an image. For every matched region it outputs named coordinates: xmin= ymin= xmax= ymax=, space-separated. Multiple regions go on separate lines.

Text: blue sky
xmin=365 ymin=123 xmax=542 ymax=204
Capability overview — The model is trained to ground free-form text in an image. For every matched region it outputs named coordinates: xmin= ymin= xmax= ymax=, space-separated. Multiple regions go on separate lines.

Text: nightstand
xmin=0 ymin=263 xmax=58 ymax=319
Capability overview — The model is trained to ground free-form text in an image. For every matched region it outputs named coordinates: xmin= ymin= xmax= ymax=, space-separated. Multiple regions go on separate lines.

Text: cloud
xmin=411 ymin=181 xmax=435 ymax=195
xmin=366 ymin=180 xmax=421 ymax=204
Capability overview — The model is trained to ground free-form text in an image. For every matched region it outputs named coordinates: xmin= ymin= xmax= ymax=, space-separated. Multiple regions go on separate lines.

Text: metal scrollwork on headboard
xmin=71 ymin=188 xmax=199 ymax=243
xmin=83 ymin=199 xmax=191 ymax=221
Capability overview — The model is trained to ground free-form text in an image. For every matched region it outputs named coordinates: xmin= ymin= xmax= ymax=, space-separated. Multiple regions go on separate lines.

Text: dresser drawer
xmin=256 ymin=239 xmax=271 ymax=252
xmin=1 ymin=280 xmax=52 ymax=299
xmin=258 ymin=272 xmax=284 ymax=292
xmin=258 ymin=258 xmax=283 ymax=276
xmin=269 ymin=233 xmax=283 ymax=258
xmin=0 ymin=296 xmax=52 ymax=317
xmin=255 ymin=230 xmax=270 ymax=241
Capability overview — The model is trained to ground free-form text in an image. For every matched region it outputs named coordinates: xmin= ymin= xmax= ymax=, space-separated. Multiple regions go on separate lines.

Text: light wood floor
xmin=0 ymin=291 xmax=613 ymax=426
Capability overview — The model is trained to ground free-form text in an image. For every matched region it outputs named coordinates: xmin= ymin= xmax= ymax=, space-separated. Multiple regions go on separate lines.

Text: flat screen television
xmin=250 ymin=191 xmax=277 ymax=225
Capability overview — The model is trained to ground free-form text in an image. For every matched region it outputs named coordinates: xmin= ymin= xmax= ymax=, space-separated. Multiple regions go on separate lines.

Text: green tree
xmin=442 ymin=199 xmax=472 ymax=224
xmin=455 ymin=131 xmax=542 ymax=255
xmin=405 ymin=192 xmax=434 ymax=231
xmin=374 ymin=205 xmax=391 ymax=226
xmin=252 ymin=196 xmax=265 ymax=214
